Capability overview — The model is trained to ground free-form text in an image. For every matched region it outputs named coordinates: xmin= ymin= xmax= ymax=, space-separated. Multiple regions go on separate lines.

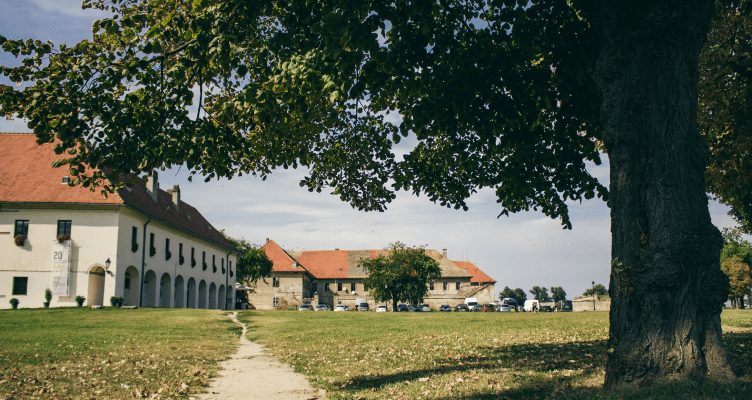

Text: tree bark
xmin=588 ymin=0 xmax=737 ymax=387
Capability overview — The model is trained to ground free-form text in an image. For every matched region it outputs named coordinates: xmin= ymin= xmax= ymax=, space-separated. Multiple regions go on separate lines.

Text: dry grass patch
xmin=0 ymin=307 xmax=240 ymax=399
xmin=239 ymin=309 xmax=752 ymax=400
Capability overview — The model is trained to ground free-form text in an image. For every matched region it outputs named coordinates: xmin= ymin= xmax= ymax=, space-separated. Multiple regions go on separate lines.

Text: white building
xmin=0 ymin=133 xmax=237 ymax=309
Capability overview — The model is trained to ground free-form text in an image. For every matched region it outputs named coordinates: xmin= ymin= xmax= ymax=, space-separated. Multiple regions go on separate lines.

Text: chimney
xmin=266 ymin=238 xmax=270 ymax=243
xmin=171 ymin=185 xmax=181 ymax=211
xmin=443 ymin=249 xmax=447 ymax=257
xmin=145 ymin=171 xmax=159 ymax=202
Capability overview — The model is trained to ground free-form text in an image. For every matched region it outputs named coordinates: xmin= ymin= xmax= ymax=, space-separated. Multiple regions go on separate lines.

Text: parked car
xmin=397 ymin=304 xmax=409 ymax=312
xmin=358 ymin=303 xmax=370 ymax=311
xmin=541 ymin=305 xmax=553 ymax=312
xmin=334 ymin=304 xmax=349 ymax=312
xmin=454 ymin=304 xmax=470 ymax=312
xmin=469 ymin=304 xmax=483 ymax=312
xmin=439 ymin=304 xmax=452 ymax=312
xmin=500 ymin=297 xmax=518 ymax=312
xmin=376 ymin=305 xmax=388 ymax=312
xmin=409 ymin=304 xmax=421 ymax=312
xmin=315 ymin=304 xmax=330 ymax=311
xmin=498 ymin=304 xmax=511 ymax=312
xmin=481 ymin=304 xmax=496 ymax=312
xmin=420 ymin=304 xmax=431 ymax=312
xmin=555 ymin=300 xmax=573 ymax=312
xmin=299 ymin=304 xmax=314 ymax=311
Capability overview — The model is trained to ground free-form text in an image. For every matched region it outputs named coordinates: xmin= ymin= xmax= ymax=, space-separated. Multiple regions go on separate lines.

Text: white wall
xmin=1 ymin=204 xmax=237 ymax=309
xmin=0 ymin=205 xmax=119 ymax=309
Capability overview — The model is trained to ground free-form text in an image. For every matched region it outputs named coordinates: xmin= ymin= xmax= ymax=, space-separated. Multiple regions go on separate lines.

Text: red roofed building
xmin=248 ymin=240 xmax=496 ymax=310
xmin=1 ymin=133 xmax=237 ymax=310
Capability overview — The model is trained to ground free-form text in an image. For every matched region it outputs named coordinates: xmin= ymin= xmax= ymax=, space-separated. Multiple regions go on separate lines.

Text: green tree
xmin=360 ymin=242 xmax=441 ymax=311
xmin=499 ymin=286 xmax=516 ymax=301
xmin=0 ymin=0 xmax=737 ymax=386
xmin=512 ymin=288 xmax=528 ymax=307
xmin=583 ymin=284 xmax=608 ymax=298
xmin=721 ymin=256 xmax=752 ymax=309
xmin=550 ymin=286 xmax=567 ymax=303
xmin=699 ymin=2 xmax=752 ymax=233
xmin=529 ymin=286 xmax=551 ymax=302
xmin=719 ymin=228 xmax=752 ymax=308
xmin=221 ymin=232 xmax=273 ymax=287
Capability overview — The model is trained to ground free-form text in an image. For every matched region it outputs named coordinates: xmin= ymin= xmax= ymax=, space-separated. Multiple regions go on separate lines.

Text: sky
xmin=0 ymin=0 xmax=743 ymax=300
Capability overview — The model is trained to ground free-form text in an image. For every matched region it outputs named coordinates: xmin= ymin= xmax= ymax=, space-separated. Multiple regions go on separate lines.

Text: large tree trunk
xmin=589 ymin=0 xmax=737 ymax=387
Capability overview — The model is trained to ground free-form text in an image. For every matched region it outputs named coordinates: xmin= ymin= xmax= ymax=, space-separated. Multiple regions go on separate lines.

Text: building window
xmin=12 ymin=277 xmax=28 ymax=295
xmin=202 ymin=251 xmax=207 ymax=270
xmin=125 ymin=274 xmax=131 ymax=289
xmin=337 ymin=283 xmax=342 ymax=292
xmin=273 ymin=297 xmax=279 ymax=307
xmin=273 ymin=277 xmax=280 ymax=288
xmin=149 ymin=233 xmax=156 ymax=256
xmin=131 ymin=227 xmax=138 ymax=252
xmin=456 ymin=282 xmax=461 ymax=290
xmin=430 ymin=282 xmax=435 ymax=290
xmin=212 ymin=254 xmax=217 ymax=273
xmin=179 ymin=243 xmax=184 ymax=265
xmin=472 ymin=282 xmax=479 ymax=287
xmin=61 ymin=176 xmax=70 ymax=184
xmin=14 ymin=220 xmax=29 ymax=237
xmin=165 ymin=238 xmax=172 ymax=260
xmin=351 ymin=283 xmax=356 ymax=292
xmin=221 ymin=258 xmax=225 ymax=274
xmin=324 ymin=283 xmax=330 ymax=292
xmin=191 ymin=247 xmax=196 ymax=267
xmin=443 ymin=282 xmax=448 ymax=291
xmin=312 ymin=282 xmax=318 ymax=293
xmin=57 ymin=220 xmax=72 ymax=236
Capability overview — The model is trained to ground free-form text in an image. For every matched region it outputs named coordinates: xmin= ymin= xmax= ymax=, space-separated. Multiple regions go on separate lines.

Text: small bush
xmin=75 ymin=295 xmax=86 ymax=307
xmin=45 ymin=288 xmax=52 ymax=302
xmin=57 ymin=234 xmax=71 ymax=242
xmin=9 ymin=298 xmax=19 ymax=309
xmin=14 ymin=235 xmax=26 ymax=246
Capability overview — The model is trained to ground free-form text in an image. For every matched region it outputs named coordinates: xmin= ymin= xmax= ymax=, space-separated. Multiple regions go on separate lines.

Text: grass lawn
xmin=0 ymin=307 xmax=240 ymax=400
xmin=238 ymin=309 xmax=752 ymax=400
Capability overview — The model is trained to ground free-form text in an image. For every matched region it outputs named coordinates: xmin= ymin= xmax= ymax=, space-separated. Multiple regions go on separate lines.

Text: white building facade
xmin=0 ymin=133 xmax=237 ymax=310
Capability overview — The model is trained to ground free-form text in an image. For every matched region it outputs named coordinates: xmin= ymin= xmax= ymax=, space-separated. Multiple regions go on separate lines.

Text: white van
xmin=524 ymin=299 xmax=540 ymax=312
xmin=465 ymin=297 xmax=479 ymax=311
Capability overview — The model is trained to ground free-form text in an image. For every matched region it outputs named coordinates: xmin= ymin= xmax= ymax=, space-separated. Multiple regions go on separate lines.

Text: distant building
xmin=0 ymin=133 xmax=237 ymax=309
xmin=246 ymin=239 xmax=496 ymax=309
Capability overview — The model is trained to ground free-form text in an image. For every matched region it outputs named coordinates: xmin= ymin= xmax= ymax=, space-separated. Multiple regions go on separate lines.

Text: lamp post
xmin=592 ymin=281 xmax=596 ymax=311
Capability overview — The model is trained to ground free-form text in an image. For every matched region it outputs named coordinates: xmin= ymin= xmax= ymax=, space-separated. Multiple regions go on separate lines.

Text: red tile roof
xmin=0 ymin=133 xmax=235 ymax=251
xmin=261 ymin=240 xmax=306 ymax=272
xmin=293 ymin=250 xmax=350 ymax=279
xmin=453 ymin=261 xmax=496 ymax=284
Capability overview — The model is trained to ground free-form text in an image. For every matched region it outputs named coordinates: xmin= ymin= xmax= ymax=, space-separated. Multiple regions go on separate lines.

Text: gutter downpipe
xmin=225 ymin=250 xmax=232 ymax=310
xmin=138 ymin=217 xmax=151 ymax=307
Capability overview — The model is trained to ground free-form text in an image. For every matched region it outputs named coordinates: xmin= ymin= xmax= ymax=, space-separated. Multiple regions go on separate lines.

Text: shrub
xmin=45 ymin=288 xmax=52 ymax=302
xmin=9 ymin=298 xmax=19 ymax=309
xmin=75 ymin=295 xmax=86 ymax=307
xmin=56 ymin=234 xmax=71 ymax=242
xmin=14 ymin=235 xmax=26 ymax=246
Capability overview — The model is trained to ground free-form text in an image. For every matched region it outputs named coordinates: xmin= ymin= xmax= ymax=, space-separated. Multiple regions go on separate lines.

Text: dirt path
xmin=195 ymin=312 xmax=324 ymax=400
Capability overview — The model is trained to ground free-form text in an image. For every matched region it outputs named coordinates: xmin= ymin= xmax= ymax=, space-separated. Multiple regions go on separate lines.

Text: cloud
xmin=29 ymin=0 xmax=108 ymax=18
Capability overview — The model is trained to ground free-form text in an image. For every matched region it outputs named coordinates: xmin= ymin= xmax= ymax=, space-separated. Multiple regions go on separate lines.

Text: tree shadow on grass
xmin=340 ymin=330 xmax=752 ymax=400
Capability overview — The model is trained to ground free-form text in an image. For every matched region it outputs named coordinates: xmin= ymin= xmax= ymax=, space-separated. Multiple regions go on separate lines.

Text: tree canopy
xmin=699 ymin=1 xmax=752 ymax=232
xmin=221 ymin=231 xmax=273 ymax=286
xmin=550 ymin=286 xmax=567 ymax=302
xmin=0 ymin=0 xmax=605 ymax=227
xmin=360 ymin=242 xmax=441 ymax=311
xmin=529 ymin=286 xmax=551 ymax=302
xmin=583 ymin=284 xmax=607 ymax=298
